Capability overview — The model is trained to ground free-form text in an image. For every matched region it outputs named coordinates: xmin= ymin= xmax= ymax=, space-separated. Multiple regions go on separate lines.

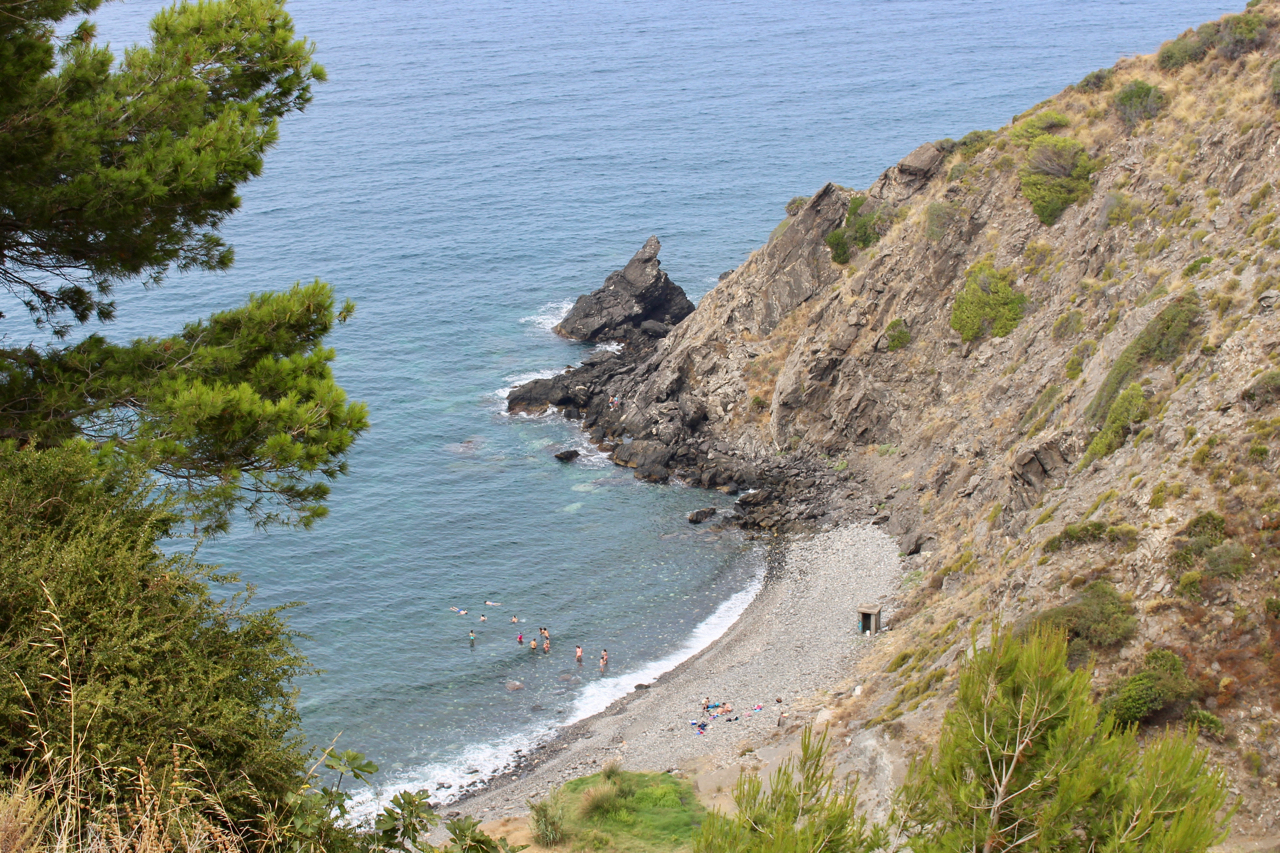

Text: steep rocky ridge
xmin=511 ymin=2 xmax=1280 ymax=835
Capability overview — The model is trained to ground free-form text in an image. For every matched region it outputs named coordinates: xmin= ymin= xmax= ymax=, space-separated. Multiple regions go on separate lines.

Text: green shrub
xmin=1085 ymin=293 xmax=1200 ymax=423
xmin=1052 ymin=311 xmax=1084 ymax=339
xmin=1178 ymin=570 xmax=1204 ymax=597
xmin=1078 ymin=68 xmax=1114 ymax=92
xmin=1184 ymin=708 xmax=1225 ymax=737
xmin=825 ymin=228 xmax=851 ymax=264
xmin=950 ymin=260 xmax=1027 ymax=342
xmin=847 ymin=199 xmax=886 ymax=249
xmin=1020 ymin=136 xmax=1096 ymax=225
xmin=1080 ymin=383 xmax=1148 ymax=466
xmin=1113 ymin=81 xmax=1165 ymax=129
xmin=1010 ymin=110 xmax=1070 ymax=146
xmin=1103 ymin=649 xmax=1195 ymax=725
xmin=1271 ymin=60 xmax=1280 ymax=105
xmin=785 ymin=195 xmax=809 ymax=216
xmin=1035 ymin=581 xmax=1136 ymax=665
xmin=1043 ymin=520 xmax=1106 ymax=552
xmin=1243 ymin=370 xmax=1280 ymax=406
xmin=1205 ymin=541 xmax=1251 ymax=578
xmin=0 ymin=445 xmax=310 ymax=827
xmin=1158 ymin=26 xmax=1213 ymax=70
xmin=885 ymin=318 xmax=911 ymax=351
xmin=1217 ymin=12 xmax=1268 ymax=59
xmin=1265 ymin=597 xmax=1280 ymax=619
xmin=926 ymin=202 xmax=958 ymax=241
xmin=958 ymin=129 xmax=996 ymax=157
xmin=1149 ymin=480 xmax=1169 ymax=509
xmin=1182 ymin=256 xmax=1212 ymax=277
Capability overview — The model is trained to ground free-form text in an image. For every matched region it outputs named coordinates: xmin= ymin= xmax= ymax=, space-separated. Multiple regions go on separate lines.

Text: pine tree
xmin=1 ymin=1 xmax=366 ymax=531
xmin=894 ymin=625 xmax=1232 ymax=853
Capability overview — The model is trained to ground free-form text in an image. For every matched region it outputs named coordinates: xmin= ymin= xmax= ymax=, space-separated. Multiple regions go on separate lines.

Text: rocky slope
xmin=512 ymin=1 xmax=1280 ymax=836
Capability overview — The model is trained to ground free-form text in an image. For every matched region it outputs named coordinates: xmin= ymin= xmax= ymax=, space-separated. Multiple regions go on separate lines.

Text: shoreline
xmin=432 ymin=523 xmax=904 ymax=834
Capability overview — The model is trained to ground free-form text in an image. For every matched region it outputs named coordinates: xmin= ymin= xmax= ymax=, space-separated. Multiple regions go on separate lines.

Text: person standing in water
xmin=575 ymin=645 xmax=583 ymax=664
xmin=543 ymin=640 xmax=550 ymax=655
xmin=469 ymin=630 xmax=475 ymax=646
xmin=599 ymin=649 xmax=608 ymax=672
xmin=517 ymin=633 xmax=523 ymax=645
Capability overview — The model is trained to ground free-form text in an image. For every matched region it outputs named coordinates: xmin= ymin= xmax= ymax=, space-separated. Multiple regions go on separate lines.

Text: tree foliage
xmin=1 ymin=0 xmax=324 ymax=336
xmin=0 ymin=1 xmax=365 ymax=531
xmin=949 ymin=261 xmax=1026 ymax=342
xmin=0 ymin=442 xmax=312 ymax=824
xmin=894 ymin=625 xmax=1232 ymax=853
xmin=1 ymin=281 xmax=369 ymax=532
xmin=695 ymin=727 xmax=886 ymax=853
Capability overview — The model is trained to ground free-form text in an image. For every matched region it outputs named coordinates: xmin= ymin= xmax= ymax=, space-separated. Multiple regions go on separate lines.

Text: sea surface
xmin=26 ymin=0 xmax=1241 ymax=812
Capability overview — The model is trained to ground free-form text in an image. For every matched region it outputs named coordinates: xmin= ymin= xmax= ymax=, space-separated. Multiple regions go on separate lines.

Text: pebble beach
xmin=435 ymin=523 xmax=905 ymax=830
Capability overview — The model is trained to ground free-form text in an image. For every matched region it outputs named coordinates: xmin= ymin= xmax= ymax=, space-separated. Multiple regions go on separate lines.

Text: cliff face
xmin=514 ymin=1 xmax=1280 ymax=831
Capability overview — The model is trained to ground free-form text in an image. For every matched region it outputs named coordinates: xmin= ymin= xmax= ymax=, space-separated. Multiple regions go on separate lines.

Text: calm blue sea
xmin=28 ymin=0 xmax=1240 ymax=809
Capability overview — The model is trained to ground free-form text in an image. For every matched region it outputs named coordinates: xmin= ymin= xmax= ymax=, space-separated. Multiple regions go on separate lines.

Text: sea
xmin=33 ymin=0 xmax=1241 ymax=814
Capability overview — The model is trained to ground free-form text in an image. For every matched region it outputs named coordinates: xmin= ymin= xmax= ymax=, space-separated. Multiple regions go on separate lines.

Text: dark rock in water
xmin=555 ymin=236 xmax=695 ymax=342
xmin=688 ymin=507 xmax=717 ymax=524
xmin=640 ymin=319 xmax=672 ymax=337
xmin=554 ymin=449 xmax=581 ymax=462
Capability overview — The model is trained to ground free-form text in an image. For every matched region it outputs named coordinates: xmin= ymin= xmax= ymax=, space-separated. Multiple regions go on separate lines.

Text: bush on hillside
xmin=785 ymin=195 xmax=810 ymax=216
xmin=959 ymin=129 xmax=996 ymax=156
xmin=1020 ymin=136 xmax=1095 ymax=225
xmin=1157 ymin=24 xmax=1215 ymax=70
xmin=1217 ymin=12 xmax=1269 ymax=59
xmin=1034 ymin=581 xmax=1136 ymax=667
xmin=1085 ymin=293 xmax=1200 ymax=423
xmin=1271 ymin=59 xmax=1280 ymax=104
xmin=925 ymin=201 xmax=958 ymax=241
xmin=1080 ymin=382 xmax=1149 ymax=466
xmin=885 ymin=319 xmax=911 ymax=351
xmin=1009 ymin=110 xmax=1070 ymax=146
xmin=1114 ymin=81 xmax=1165 ymax=129
xmin=825 ymin=228 xmax=852 ymax=264
xmin=949 ymin=260 xmax=1026 ymax=342
xmin=1243 ymin=369 xmax=1280 ymax=406
xmin=1077 ymin=67 xmax=1114 ymax=92
xmin=1103 ymin=648 xmax=1196 ymax=725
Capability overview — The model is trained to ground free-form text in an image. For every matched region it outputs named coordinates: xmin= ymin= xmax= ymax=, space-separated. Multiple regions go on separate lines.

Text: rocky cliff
xmin=513 ymin=2 xmax=1280 ymax=833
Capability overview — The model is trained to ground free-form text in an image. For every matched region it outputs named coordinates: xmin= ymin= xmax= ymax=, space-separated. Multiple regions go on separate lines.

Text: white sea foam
xmin=347 ymin=560 xmax=764 ymax=822
xmin=565 ymin=563 xmax=764 ymax=724
xmin=491 ymin=368 xmax=562 ymax=404
xmin=519 ymin=300 xmax=575 ymax=332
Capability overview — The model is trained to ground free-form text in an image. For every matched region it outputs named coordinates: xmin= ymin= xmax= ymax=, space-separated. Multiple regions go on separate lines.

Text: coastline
xmin=433 ymin=523 xmax=904 ymax=834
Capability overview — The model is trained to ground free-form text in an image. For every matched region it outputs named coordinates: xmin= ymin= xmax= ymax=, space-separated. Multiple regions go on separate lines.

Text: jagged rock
xmin=554 ymin=449 xmax=580 ymax=462
xmin=687 ymin=507 xmax=717 ymax=524
xmin=1259 ymin=289 xmax=1280 ymax=310
xmin=555 ymin=236 xmax=695 ymax=342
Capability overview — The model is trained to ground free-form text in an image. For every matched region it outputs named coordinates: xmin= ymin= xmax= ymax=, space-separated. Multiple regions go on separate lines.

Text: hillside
xmin=510 ymin=0 xmax=1280 ymax=837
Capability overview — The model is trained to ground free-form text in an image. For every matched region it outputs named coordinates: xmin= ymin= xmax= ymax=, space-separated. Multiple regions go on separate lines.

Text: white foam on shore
xmin=346 ymin=556 xmax=764 ymax=822
xmin=491 ymin=368 xmax=562 ymax=405
xmin=519 ymin=300 xmax=574 ymax=332
xmin=565 ymin=561 xmax=765 ymax=725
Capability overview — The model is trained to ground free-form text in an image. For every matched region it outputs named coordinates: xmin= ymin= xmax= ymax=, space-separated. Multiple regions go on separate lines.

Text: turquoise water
xmin=36 ymin=0 xmax=1241 ymax=808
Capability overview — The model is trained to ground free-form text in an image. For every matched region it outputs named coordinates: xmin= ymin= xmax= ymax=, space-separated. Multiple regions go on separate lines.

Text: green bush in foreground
xmin=698 ymin=629 xmax=1231 ymax=853
xmin=949 ymin=260 xmax=1026 ymax=342
xmin=0 ymin=443 xmax=311 ymax=827
xmin=1103 ymin=648 xmax=1197 ymax=725
xmin=895 ymin=626 xmax=1230 ymax=853
xmin=696 ymin=727 xmax=885 ymax=853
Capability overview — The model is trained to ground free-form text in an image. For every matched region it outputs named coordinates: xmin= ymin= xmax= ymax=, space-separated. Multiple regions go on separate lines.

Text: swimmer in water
xmin=599 ymin=649 xmax=608 ymax=671
xmin=575 ymin=645 xmax=583 ymax=664
xmin=480 ymin=614 xmax=486 ymax=622
xmin=511 ymin=615 xmax=518 ymax=624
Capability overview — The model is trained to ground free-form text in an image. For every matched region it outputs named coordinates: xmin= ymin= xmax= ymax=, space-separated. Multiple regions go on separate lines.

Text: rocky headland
xmin=504 ymin=3 xmax=1280 ymax=841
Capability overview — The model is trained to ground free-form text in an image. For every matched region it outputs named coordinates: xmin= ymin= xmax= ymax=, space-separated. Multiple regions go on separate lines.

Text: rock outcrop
xmin=554 ymin=236 xmax=694 ymax=342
